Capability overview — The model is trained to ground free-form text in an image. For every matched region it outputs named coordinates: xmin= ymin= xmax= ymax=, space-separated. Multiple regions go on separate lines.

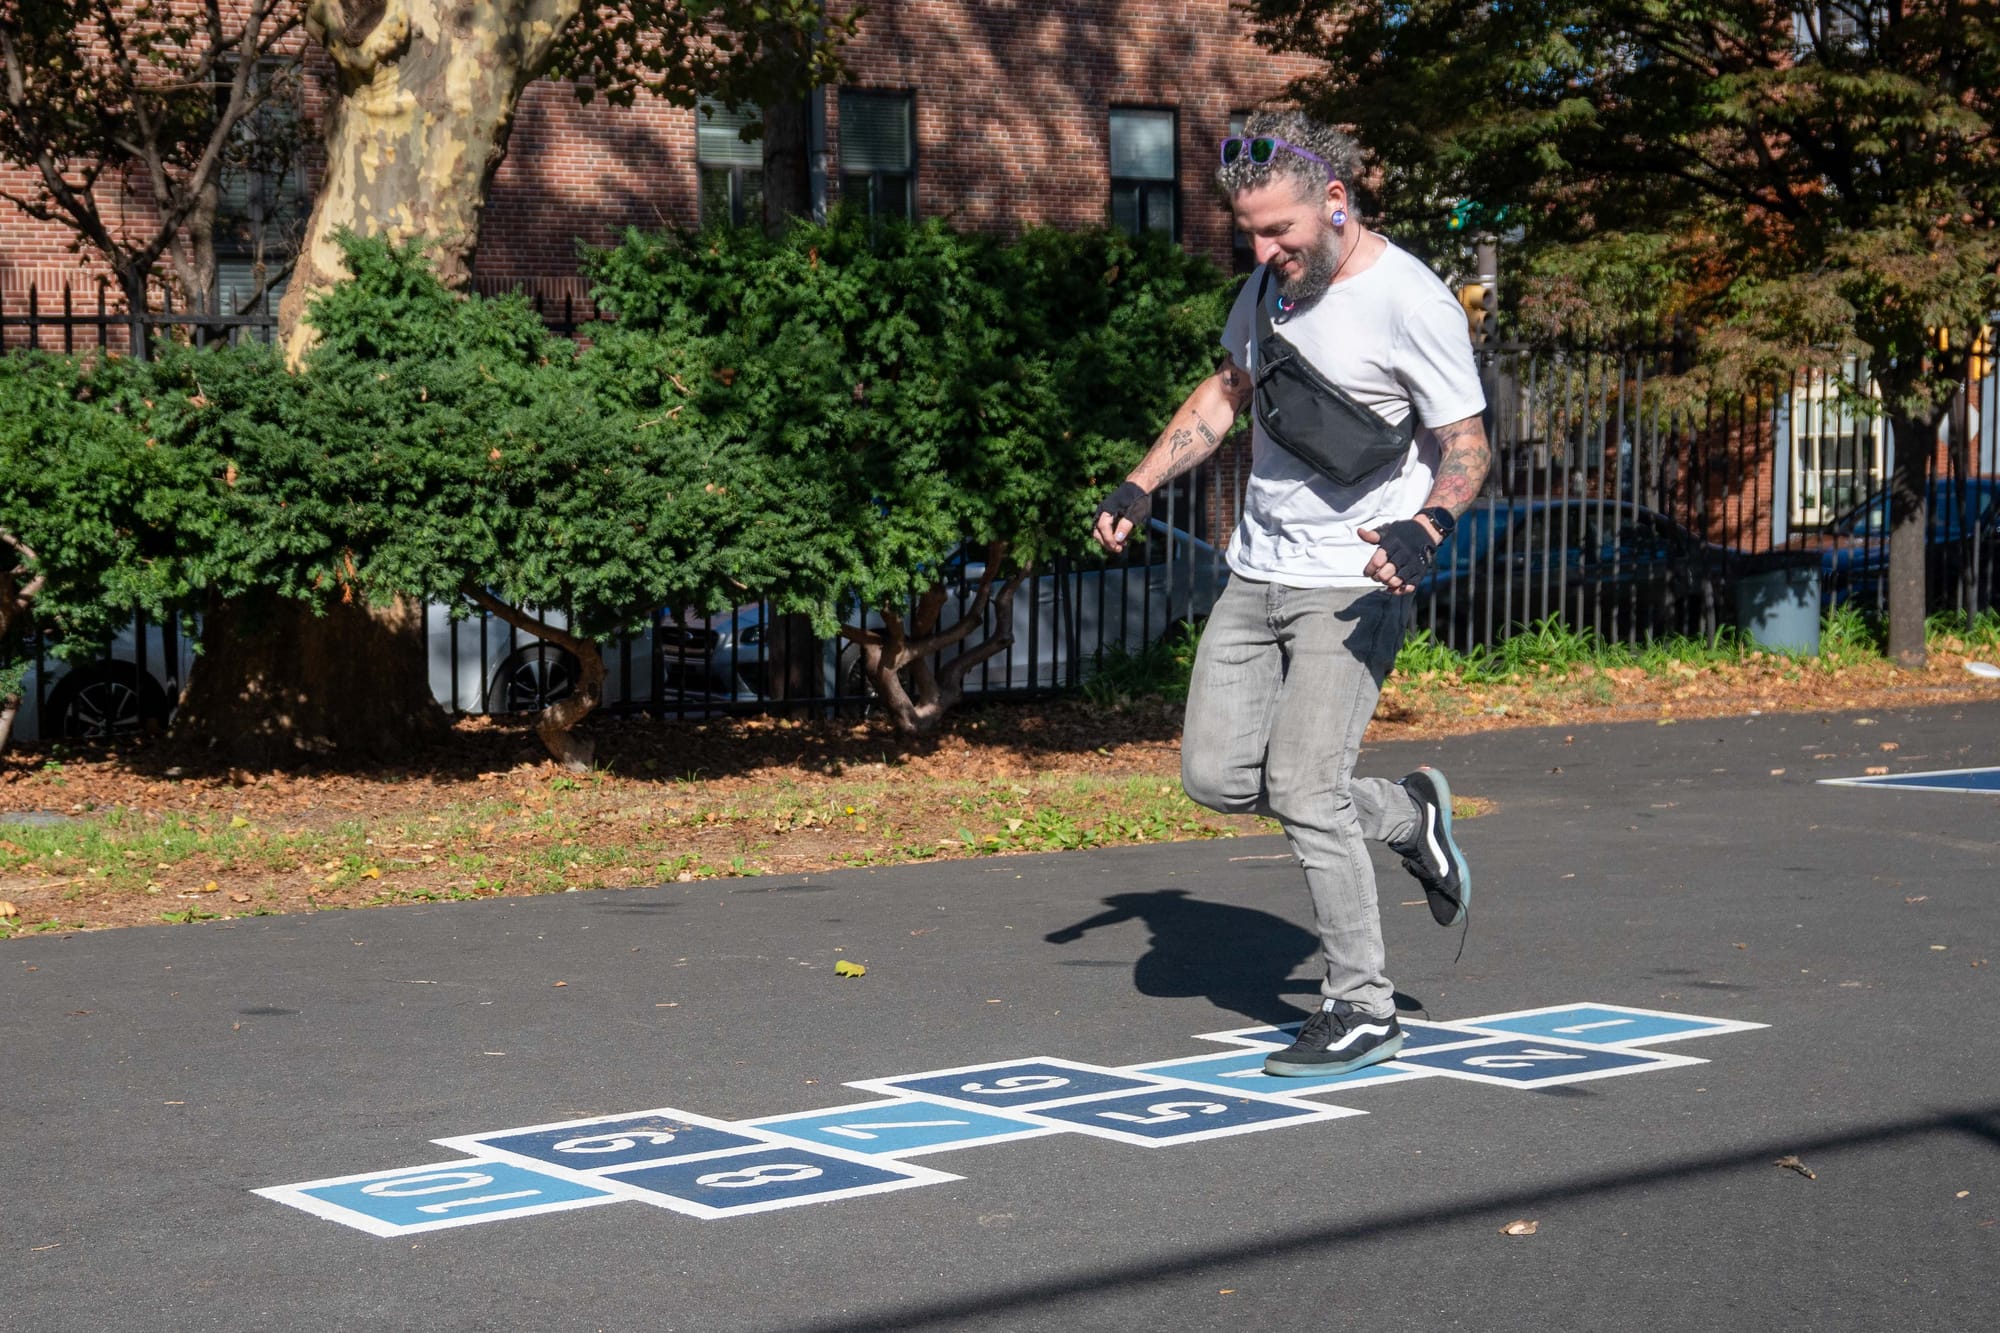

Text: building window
xmin=697 ymin=99 xmax=764 ymax=228
xmin=215 ymin=62 xmax=309 ymax=315
xmin=1109 ymin=108 xmax=1177 ymax=239
xmin=838 ymin=90 xmax=914 ymax=219
xmin=1789 ymin=363 xmax=1886 ymax=528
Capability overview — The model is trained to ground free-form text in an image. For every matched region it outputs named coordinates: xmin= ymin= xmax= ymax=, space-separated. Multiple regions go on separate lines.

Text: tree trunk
xmin=191 ymin=2 xmax=578 ymax=764
xmin=465 ymin=590 xmax=604 ymax=770
xmin=1885 ymin=410 xmax=1937 ymax=669
xmin=842 ymin=549 xmax=1029 ymax=737
xmin=278 ymin=0 xmax=584 ymax=363
xmin=762 ymin=96 xmax=813 ymax=236
xmin=174 ymin=589 xmax=449 ymax=767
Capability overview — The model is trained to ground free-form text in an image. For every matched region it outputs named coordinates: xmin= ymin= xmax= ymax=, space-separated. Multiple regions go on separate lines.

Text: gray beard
xmin=1276 ymin=228 xmax=1341 ymax=303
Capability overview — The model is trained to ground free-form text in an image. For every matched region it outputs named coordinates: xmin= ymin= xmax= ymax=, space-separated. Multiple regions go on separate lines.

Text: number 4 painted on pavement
xmin=1464 ymin=1048 xmax=1589 ymax=1069
xmin=821 ymin=1119 xmax=971 ymax=1141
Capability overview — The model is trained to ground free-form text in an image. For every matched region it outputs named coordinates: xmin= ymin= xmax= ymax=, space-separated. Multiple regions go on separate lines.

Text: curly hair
xmin=1214 ymin=110 xmax=1361 ymax=203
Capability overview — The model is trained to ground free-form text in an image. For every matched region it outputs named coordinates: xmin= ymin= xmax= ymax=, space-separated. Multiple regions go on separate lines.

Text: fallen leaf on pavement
xmin=833 ymin=959 xmax=866 ymax=978
xmin=1865 ymin=766 xmax=1889 ymax=775
xmin=1499 ymin=1219 xmax=1539 ymax=1236
xmin=1776 ymin=1155 xmax=1817 ymax=1179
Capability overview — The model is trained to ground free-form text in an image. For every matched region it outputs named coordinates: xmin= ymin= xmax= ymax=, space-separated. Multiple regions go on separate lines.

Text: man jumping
xmin=1092 ymin=109 xmax=1490 ymax=1076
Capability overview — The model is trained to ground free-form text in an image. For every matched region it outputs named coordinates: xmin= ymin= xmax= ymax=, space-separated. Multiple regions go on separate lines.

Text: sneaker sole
xmin=1262 ymin=1030 xmax=1406 ymax=1078
xmin=1413 ymin=766 xmax=1470 ymax=927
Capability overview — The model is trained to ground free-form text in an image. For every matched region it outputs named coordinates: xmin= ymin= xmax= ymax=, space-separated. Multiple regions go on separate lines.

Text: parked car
xmin=1413 ymin=499 xmax=1734 ymax=647
xmin=1803 ymin=478 xmax=2000 ymax=610
xmin=430 ymin=520 xmax=1229 ymax=715
xmin=9 ymin=617 xmax=192 ymax=743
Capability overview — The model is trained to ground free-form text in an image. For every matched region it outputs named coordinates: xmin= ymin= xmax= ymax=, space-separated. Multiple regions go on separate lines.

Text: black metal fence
xmin=7 ymin=296 xmax=1998 ymax=742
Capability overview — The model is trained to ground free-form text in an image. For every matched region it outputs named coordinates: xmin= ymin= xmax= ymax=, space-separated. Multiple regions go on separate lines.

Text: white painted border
xmin=743 ymin=1097 xmax=1062 ymax=1159
xmin=1007 ymin=1089 xmax=1365 ymax=1149
xmin=253 ymin=1157 xmax=620 ymax=1239
xmin=1452 ymin=1002 xmax=1770 ymax=1047
xmin=1394 ymin=1038 xmax=1709 ymax=1089
xmin=846 ymin=1055 xmax=1191 ymax=1111
xmin=1818 ymin=764 xmax=2000 ymax=795
xmin=434 ymin=1105 xmax=783 ymax=1174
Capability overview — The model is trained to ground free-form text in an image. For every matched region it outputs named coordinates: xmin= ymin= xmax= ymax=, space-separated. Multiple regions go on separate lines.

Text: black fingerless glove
xmin=1370 ymin=518 xmax=1439 ymax=575
xmin=1095 ymin=480 xmax=1150 ymax=524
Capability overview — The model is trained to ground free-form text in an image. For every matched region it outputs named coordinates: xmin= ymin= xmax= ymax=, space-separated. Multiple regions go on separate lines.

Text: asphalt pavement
xmin=7 ymin=700 xmax=1998 ymax=1332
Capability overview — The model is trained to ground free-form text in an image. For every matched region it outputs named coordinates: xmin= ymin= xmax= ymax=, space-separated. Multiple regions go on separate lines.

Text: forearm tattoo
xmin=1196 ymin=419 xmax=1219 ymax=447
xmin=1426 ymin=417 xmax=1492 ymax=516
xmin=1167 ymin=426 xmax=1197 ymax=457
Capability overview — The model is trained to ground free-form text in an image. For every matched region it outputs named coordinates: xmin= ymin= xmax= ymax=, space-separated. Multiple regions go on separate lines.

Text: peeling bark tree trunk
xmin=174 ymin=590 xmax=448 ymax=767
xmin=841 ymin=545 xmax=1030 ymax=737
xmin=178 ymin=2 xmax=581 ymax=765
xmin=1886 ymin=410 xmax=1938 ymax=669
xmin=279 ymin=0 xmax=584 ymax=360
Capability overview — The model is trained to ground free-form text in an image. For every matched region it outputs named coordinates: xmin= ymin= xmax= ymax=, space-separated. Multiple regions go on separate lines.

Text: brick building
xmin=0 ymin=2 xmax=1316 ymax=317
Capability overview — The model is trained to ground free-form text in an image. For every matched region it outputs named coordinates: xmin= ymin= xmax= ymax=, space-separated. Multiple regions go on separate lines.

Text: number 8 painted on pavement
xmin=695 ymin=1162 xmax=825 ymax=1189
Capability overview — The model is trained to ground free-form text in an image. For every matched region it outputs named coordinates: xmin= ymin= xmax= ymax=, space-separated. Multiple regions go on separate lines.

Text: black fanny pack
xmin=1252 ymin=268 xmax=1414 ymax=487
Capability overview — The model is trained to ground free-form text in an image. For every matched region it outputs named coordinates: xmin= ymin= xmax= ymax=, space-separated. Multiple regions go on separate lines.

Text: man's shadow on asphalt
xmin=1043 ymin=888 xmax=1427 ymax=1028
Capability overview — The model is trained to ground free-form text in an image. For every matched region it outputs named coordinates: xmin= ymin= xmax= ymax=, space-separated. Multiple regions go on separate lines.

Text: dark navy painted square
xmin=606 ymin=1147 xmax=930 ymax=1216
xmin=1395 ymin=1038 xmax=1691 ymax=1087
xmin=880 ymin=1061 xmax=1159 ymax=1109
xmin=465 ymin=1113 xmax=768 ymax=1172
xmin=1027 ymin=1089 xmax=1336 ymax=1143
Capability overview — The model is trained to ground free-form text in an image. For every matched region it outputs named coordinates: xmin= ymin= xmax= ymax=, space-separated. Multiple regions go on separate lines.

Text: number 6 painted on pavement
xmin=958 ymin=1075 xmax=1070 ymax=1095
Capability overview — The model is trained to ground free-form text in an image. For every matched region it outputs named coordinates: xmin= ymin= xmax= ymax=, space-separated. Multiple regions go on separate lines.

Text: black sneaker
xmin=1263 ymin=1001 xmax=1405 ymax=1077
xmin=1395 ymin=767 xmax=1469 ymax=927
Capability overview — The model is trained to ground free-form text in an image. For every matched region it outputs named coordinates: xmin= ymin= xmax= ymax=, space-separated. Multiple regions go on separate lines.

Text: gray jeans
xmin=1181 ymin=577 xmax=1417 ymax=1018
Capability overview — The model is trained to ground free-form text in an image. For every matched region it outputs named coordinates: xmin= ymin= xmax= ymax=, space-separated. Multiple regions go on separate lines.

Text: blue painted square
xmin=1028 ymin=1089 xmax=1328 ymax=1142
xmin=746 ymin=1101 xmax=1050 ymax=1156
xmin=606 ymin=1147 xmax=930 ymax=1215
xmin=882 ymin=1061 xmax=1159 ymax=1109
xmin=1463 ymin=1006 xmax=1730 ymax=1047
xmin=462 ymin=1112 xmax=768 ymax=1172
xmin=1396 ymin=1038 xmax=1682 ymax=1086
xmin=1132 ymin=1048 xmax=1429 ymax=1096
xmin=292 ymin=1161 xmax=616 ymax=1233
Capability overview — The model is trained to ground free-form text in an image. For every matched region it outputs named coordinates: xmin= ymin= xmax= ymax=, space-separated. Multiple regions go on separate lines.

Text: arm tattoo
xmin=1424 ymin=417 xmax=1493 ymax=517
xmin=1167 ymin=427 xmax=1197 ymax=456
xmin=1196 ymin=419 xmax=1219 ymax=447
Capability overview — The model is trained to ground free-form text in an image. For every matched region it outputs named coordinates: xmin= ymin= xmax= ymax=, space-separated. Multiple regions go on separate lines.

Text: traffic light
xmin=1457 ymin=281 xmax=1497 ymax=345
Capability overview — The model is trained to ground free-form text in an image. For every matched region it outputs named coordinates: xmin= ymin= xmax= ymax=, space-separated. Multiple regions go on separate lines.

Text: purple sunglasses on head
xmin=1220 ymin=135 xmax=1332 ymax=172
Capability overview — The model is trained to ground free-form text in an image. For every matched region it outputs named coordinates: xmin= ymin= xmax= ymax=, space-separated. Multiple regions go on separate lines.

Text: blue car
xmin=1808 ymin=478 xmax=2000 ymax=610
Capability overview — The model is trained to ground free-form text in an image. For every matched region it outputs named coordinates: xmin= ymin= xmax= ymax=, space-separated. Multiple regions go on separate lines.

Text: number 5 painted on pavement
xmin=1099 ymin=1101 xmax=1228 ymax=1125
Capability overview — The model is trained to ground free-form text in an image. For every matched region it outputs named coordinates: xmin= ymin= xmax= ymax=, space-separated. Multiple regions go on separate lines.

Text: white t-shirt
xmin=1220 ymin=240 xmax=1486 ymax=588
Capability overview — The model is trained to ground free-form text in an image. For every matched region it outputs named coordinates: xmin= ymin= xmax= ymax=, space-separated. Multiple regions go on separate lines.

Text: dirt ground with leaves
xmin=3 ymin=647 xmax=1997 ymax=936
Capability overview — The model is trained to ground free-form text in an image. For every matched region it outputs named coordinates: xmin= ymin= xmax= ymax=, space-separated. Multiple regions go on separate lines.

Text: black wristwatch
xmin=1417 ymin=506 xmax=1458 ymax=541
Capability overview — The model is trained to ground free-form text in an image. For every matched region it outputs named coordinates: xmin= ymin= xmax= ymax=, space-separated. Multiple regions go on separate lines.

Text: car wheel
xmin=485 ymin=643 xmax=582 ymax=714
xmin=44 ymin=661 xmax=172 ymax=739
